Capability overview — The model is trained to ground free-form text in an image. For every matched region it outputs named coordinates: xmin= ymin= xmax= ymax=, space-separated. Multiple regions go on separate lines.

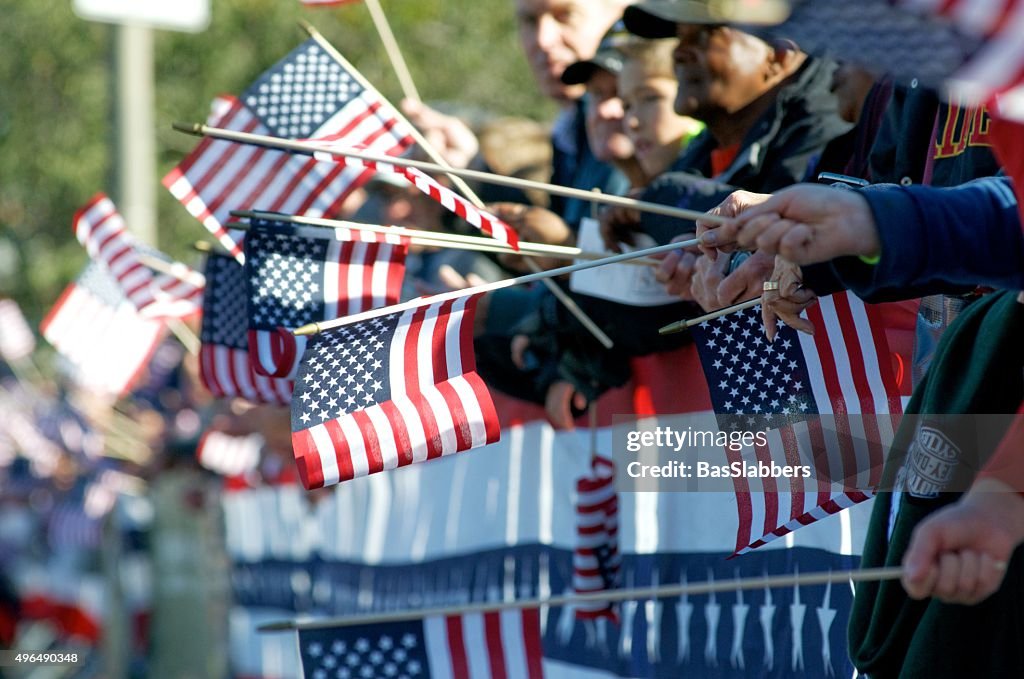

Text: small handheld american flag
xmin=298 ymin=608 xmax=544 ymax=679
xmin=244 ymin=218 xmax=407 ymax=379
xmin=199 ymin=252 xmax=294 ymax=405
xmin=691 ymin=292 xmax=902 ymax=555
xmin=290 ymin=293 xmax=499 ymax=489
xmin=163 ymin=38 xmax=415 ymax=262
xmin=74 ymin=193 xmax=204 ymax=320
xmin=41 ymin=262 xmax=167 ymax=398
xmin=573 ymin=456 xmax=621 ymax=621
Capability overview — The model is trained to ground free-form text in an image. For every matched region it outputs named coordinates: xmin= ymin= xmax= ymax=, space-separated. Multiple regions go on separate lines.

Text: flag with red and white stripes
xmin=691 ymin=292 xmax=902 ymax=555
xmin=245 ymin=218 xmax=408 ymax=379
xmin=290 ymin=293 xmax=499 ymax=489
xmin=573 ymin=455 xmax=620 ymax=620
xmin=74 ymin=193 xmax=204 ymax=319
xmin=312 ymin=151 xmax=521 ymax=250
xmin=196 ymin=430 xmax=263 ymax=477
xmin=0 ymin=298 xmax=36 ymax=362
xmin=910 ymin=0 xmax=1024 ymax=108
xmin=298 ymin=608 xmax=545 ymax=678
xmin=162 ymin=38 xmax=415 ymax=263
xmin=199 ymin=252 xmax=293 ymax=406
xmin=41 ymin=262 xmax=167 ymax=398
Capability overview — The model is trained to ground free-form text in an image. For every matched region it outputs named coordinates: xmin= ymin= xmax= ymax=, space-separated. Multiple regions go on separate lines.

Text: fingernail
xmin=702 ymin=232 xmax=717 ymax=245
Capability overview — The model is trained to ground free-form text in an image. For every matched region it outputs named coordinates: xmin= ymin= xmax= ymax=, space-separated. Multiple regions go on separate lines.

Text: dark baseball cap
xmin=561 ymin=19 xmax=634 ymax=86
xmin=623 ymin=0 xmax=790 ymax=39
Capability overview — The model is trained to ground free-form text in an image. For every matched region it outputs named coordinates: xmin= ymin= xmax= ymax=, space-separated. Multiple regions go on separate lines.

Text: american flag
xmin=891 ymin=0 xmax=1024 ymax=107
xmin=199 ymin=252 xmax=293 ymax=405
xmin=41 ymin=262 xmax=167 ymax=398
xmin=691 ymin=292 xmax=902 ymax=555
xmin=573 ymin=455 xmax=620 ymax=621
xmin=290 ymin=294 xmax=499 ymax=489
xmin=74 ymin=193 xmax=204 ymax=319
xmin=196 ymin=430 xmax=263 ymax=477
xmin=0 ymin=298 xmax=36 ymax=362
xmin=244 ymin=218 xmax=408 ymax=379
xmin=162 ymin=38 xmax=415 ymax=263
xmin=312 ymin=152 xmax=521 ymax=250
xmin=298 ymin=608 xmax=545 ymax=679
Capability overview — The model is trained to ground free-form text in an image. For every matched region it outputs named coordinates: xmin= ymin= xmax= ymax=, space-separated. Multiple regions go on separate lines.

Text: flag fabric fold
xmin=298 ymin=608 xmax=545 ymax=679
xmin=163 ymin=38 xmax=415 ymax=263
xmin=691 ymin=292 xmax=902 ymax=555
xmin=244 ymin=218 xmax=408 ymax=379
xmin=290 ymin=293 xmax=499 ymax=489
xmin=199 ymin=252 xmax=293 ymax=405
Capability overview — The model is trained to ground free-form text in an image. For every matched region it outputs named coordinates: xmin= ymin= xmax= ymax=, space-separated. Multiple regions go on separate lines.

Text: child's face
xmin=619 ymin=63 xmax=691 ymax=178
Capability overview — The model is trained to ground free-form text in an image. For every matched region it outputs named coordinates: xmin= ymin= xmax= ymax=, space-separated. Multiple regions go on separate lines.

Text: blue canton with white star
xmin=242 ymin=39 xmax=366 ymax=140
xmin=290 ymin=313 xmax=400 ymax=432
xmin=690 ymin=305 xmax=817 ymax=428
xmin=200 ymin=254 xmax=248 ymax=349
xmin=299 ymin=620 xmax=431 ymax=679
xmin=245 ymin=226 xmax=327 ymax=331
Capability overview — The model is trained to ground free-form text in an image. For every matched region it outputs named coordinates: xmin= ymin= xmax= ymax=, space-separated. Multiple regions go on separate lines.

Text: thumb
xmin=573 ymin=391 xmax=588 ymax=411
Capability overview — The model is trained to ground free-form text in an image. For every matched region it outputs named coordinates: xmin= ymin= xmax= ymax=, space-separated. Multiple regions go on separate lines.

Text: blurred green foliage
xmin=0 ymin=0 xmax=552 ymax=319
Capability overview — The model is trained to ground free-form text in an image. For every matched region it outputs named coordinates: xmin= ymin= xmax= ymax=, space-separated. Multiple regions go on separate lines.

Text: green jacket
xmin=849 ymin=290 xmax=1024 ymax=678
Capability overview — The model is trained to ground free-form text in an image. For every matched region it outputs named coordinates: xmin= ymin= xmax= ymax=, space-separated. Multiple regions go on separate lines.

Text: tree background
xmin=0 ymin=0 xmax=552 ymax=317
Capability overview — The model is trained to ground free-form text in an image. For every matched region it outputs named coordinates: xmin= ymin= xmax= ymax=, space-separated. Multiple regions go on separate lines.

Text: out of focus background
xmin=0 ymin=2 xmax=549 ymax=676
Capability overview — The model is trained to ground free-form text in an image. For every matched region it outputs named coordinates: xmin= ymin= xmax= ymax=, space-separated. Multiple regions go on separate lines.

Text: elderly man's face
xmin=672 ymin=24 xmax=775 ymax=122
xmin=515 ymin=0 xmax=622 ymax=102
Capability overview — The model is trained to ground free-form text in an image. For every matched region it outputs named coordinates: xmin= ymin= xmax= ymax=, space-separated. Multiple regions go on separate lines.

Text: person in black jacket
xmin=504 ymin=1 xmax=852 ymax=426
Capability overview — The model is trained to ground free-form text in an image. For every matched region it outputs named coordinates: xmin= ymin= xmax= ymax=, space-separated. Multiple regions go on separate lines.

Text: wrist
xmin=967 ymin=478 xmax=1024 ymax=545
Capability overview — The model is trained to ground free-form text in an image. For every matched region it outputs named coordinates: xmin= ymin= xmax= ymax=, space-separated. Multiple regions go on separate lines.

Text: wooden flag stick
xmin=137 ymin=253 xmax=206 ymax=287
xmin=229 ymin=210 xmax=658 ymax=266
xmin=258 ymin=566 xmax=904 ymax=632
xmin=362 ymin=0 xmax=421 ymax=103
xmin=166 ymin=318 xmax=200 ymax=357
xmin=659 ymin=298 xmax=762 ymax=335
xmin=293 ymin=237 xmax=701 ymax=336
xmin=264 ymin=25 xmax=615 ymax=349
xmin=174 ymin=122 xmax=728 ymax=227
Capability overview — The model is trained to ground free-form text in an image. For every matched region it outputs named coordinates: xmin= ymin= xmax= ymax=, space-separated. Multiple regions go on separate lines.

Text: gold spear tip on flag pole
xmin=293 ymin=322 xmax=321 ymax=337
xmin=172 ymin=121 xmax=205 ymax=136
xmin=658 ymin=320 xmax=688 ymax=336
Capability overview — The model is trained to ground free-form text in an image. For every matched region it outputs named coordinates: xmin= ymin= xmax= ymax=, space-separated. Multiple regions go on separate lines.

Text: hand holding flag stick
xmin=292 ymin=236 xmax=702 ymax=336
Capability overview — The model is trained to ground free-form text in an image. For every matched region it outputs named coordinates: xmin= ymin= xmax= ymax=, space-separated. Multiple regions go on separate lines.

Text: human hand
xmin=401 ymin=99 xmax=479 ymax=169
xmin=696 ymin=190 xmax=772 ymax=258
xmin=599 ymin=205 xmax=643 ymax=253
xmin=489 ymin=203 xmax=572 ymax=271
xmin=690 ymin=249 xmax=775 ymax=312
xmin=761 ymin=257 xmax=816 ymax=341
xmin=545 ymin=380 xmax=587 ymax=430
xmin=653 ymin=233 xmax=700 ymax=299
xmin=902 ymin=478 xmax=1024 ymax=604
xmin=699 ymin=184 xmax=881 ymax=265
